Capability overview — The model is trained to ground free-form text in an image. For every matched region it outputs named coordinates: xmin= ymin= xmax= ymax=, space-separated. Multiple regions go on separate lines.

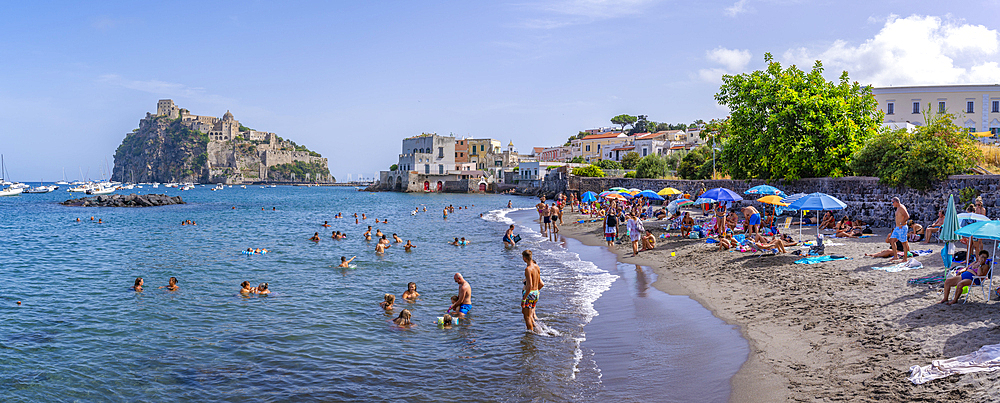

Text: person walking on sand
xmin=627 ymin=213 xmax=644 ymax=256
xmin=449 ymin=273 xmax=472 ymax=318
xmin=522 ymin=250 xmax=544 ymax=333
xmin=536 ymin=199 xmax=549 ymax=233
xmin=549 ymin=204 xmax=560 ymax=234
xmin=604 ymin=207 xmax=619 ymax=248
xmin=887 ymin=197 xmax=911 ymax=263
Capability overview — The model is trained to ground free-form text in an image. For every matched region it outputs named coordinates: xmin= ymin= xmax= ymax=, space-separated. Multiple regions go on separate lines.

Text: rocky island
xmin=111 ymin=100 xmax=333 ymax=184
xmin=61 ymin=194 xmax=185 ymax=207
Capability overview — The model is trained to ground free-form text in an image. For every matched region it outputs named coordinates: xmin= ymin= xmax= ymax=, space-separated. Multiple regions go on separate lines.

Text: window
xmin=424 ymin=164 xmax=430 ymax=174
xmin=938 ymin=101 xmax=946 ymax=113
xmin=438 ymin=147 xmax=443 ymax=158
xmin=993 ymin=101 xmax=999 ymax=113
xmin=439 ymin=165 xmax=443 ymax=174
xmin=642 ymin=148 xmax=648 ymax=156
xmin=968 ymin=101 xmax=975 ymax=113
xmin=480 ymin=145 xmax=484 ymax=151
xmin=585 ymin=145 xmax=591 ymax=152
xmin=912 ymin=102 xmax=920 ymax=114
xmin=886 ymin=102 xmax=894 ymax=115
xmin=992 ymin=128 xmax=1000 ymax=135
xmin=597 ymin=144 xmax=601 ymax=151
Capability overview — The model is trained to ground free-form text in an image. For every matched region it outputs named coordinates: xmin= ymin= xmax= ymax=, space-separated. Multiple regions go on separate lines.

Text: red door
xmin=479 ymin=183 xmax=486 ymax=192
xmin=436 ymin=181 xmax=443 ymax=191
xmin=424 ymin=181 xmax=430 ymax=191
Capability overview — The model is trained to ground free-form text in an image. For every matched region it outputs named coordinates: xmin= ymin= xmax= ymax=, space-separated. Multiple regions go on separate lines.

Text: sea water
xmin=1 ymin=186 xmax=745 ymax=402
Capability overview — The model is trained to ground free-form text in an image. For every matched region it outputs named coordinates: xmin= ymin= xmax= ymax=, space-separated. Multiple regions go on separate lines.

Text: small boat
xmin=24 ymin=181 xmax=57 ymax=193
xmin=241 ymin=185 xmax=246 ymax=189
xmin=68 ymin=183 xmax=92 ymax=192
xmin=181 ymin=184 xmax=194 ymax=191
xmin=0 ymin=187 xmax=23 ymax=196
xmin=86 ymin=186 xmax=115 ymax=195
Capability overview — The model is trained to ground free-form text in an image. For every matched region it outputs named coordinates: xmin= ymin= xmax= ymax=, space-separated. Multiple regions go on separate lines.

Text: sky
xmin=1 ymin=0 xmax=998 ymax=182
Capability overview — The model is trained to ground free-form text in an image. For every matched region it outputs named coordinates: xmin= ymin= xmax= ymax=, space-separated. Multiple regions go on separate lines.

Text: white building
xmin=872 ymin=84 xmax=1000 ymax=136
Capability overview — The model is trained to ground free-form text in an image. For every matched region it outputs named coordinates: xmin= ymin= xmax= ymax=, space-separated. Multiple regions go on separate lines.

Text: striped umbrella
xmin=676 ymin=199 xmax=694 ymax=207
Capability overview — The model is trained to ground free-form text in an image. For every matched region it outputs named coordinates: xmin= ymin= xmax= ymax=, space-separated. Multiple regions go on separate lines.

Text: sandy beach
xmin=558 ymin=209 xmax=1000 ymax=402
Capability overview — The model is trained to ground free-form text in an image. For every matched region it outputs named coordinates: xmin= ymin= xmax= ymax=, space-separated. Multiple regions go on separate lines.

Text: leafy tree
xmin=594 ymin=159 xmax=622 ymax=170
xmin=850 ymin=110 xmax=981 ymax=190
xmin=714 ymin=53 xmax=881 ymax=180
xmin=390 ymin=164 xmax=398 ymax=171
xmin=564 ymin=131 xmax=589 ymax=146
xmin=569 ymin=156 xmax=585 ymax=163
xmin=630 ymin=115 xmax=649 ymax=134
xmin=621 ymin=152 xmax=642 ymax=170
xmin=611 ymin=114 xmax=637 ymax=133
xmin=571 ymin=164 xmax=606 ymax=177
xmin=635 ymin=154 xmax=668 ymax=178
xmin=677 ymin=148 xmax=708 ymax=179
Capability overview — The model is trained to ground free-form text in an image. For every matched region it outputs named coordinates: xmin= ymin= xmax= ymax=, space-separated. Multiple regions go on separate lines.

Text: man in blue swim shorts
xmin=887 ymin=197 xmax=910 ymax=263
xmin=449 ymin=273 xmax=472 ymax=318
xmin=743 ymin=206 xmax=761 ymax=235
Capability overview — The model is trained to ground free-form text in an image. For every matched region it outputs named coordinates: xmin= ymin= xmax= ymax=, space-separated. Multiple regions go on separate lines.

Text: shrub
xmin=569 ymin=156 xmax=585 ymax=163
xmin=594 ymin=160 xmax=622 ymax=170
xmin=390 ymin=164 xmax=398 ymax=171
xmin=621 ymin=152 xmax=642 ymax=170
xmin=624 ymin=171 xmax=636 ymax=178
xmin=572 ymin=165 xmax=606 ymax=177
xmin=850 ymin=112 xmax=981 ymax=190
xmin=635 ymin=154 xmax=668 ymax=178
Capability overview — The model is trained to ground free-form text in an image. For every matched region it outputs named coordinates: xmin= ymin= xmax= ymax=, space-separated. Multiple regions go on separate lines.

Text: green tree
xmin=569 ymin=156 xmax=585 ymax=163
xmin=572 ymin=164 xmax=606 ymax=177
xmin=635 ymin=154 xmax=668 ymax=178
xmin=564 ymin=131 xmax=589 ymax=146
xmin=390 ymin=164 xmax=398 ymax=171
xmin=594 ymin=159 xmax=622 ymax=170
xmin=677 ymin=148 xmax=708 ymax=179
xmin=621 ymin=152 xmax=642 ymax=170
xmin=850 ymin=110 xmax=982 ymax=189
xmin=714 ymin=53 xmax=881 ymax=180
xmin=611 ymin=114 xmax=637 ymax=133
xmin=630 ymin=115 xmax=649 ymax=134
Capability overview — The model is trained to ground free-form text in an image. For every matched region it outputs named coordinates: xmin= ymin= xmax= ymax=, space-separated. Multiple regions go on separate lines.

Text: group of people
xmin=131 ymin=276 xmax=179 ymax=292
xmin=535 ymin=196 xmax=564 ymax=234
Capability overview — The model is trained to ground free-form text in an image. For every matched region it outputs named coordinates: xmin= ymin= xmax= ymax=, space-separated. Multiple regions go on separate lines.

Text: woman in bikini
xmin=923 ymin=210 xmax=945 ymax=244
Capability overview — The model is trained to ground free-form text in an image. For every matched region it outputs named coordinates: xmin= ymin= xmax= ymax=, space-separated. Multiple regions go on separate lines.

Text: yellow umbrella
xmin=973 ymin=131 xmax=995 ymax=137
xmin=657 ymin=187 xmax=682 ymax=196
xmin=757 ymin=195 xmax=789 ymax=206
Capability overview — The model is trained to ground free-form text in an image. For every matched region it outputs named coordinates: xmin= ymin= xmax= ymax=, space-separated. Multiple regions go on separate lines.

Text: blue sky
xmin=1 ymin=1 xmax=998 ymax=182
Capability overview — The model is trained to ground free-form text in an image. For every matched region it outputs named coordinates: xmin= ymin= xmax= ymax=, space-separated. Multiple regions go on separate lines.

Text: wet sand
xmin=558 ymin=210 xmax=1000 ymax=402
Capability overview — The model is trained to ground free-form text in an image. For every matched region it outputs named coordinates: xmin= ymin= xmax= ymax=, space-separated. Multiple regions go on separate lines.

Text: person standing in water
xmin=521 ymin=250 xmax=544 ymax=332
xmin=339 ymin=256 xmax=356 ymax=268
xmin=449 ymin=273 xmax=472 ymax=318
xmin=503 ymin=224 xmax=516 ymax=248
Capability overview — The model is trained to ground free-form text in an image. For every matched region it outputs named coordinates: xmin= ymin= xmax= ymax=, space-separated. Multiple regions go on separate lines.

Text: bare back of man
xmin=449 ymin=273 xmax=472 ymax=318
xmin=521 ymin=250 xmax=544 ymax=332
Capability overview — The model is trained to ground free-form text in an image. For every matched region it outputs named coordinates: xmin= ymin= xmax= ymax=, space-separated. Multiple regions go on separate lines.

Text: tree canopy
xmin=611 ymin=114 xmax=637 ymax=133
xmin=635 ymin=153 xmax=668 ymax=178
xmin=594 ymin=159 xmax=622 ymax=170
xmin=850 ymin=111 xmax=982 ymax=190
xmin=621 ymin=152 xmax=642 ymax=170
xmin=714 ymin=53 xmax=881 ymax=180
xmin=571 ymin=164 xmax=606 ymax=177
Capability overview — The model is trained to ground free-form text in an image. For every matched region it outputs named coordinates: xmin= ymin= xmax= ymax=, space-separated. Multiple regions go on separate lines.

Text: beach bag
xmin=953 ymin=251 xmax=968 ymax=262
xmin=513 ymin=235 xmax=521 ymax=243
xmin=862 ymin=227 xmax=873 ymax=234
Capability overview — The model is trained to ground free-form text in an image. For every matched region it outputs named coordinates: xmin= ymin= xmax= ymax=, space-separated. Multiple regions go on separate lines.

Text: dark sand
xmin=558 ymin=210 xmax=1000 ymax=402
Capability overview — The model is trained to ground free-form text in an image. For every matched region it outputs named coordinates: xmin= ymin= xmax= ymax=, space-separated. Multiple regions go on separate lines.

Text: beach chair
xmin=779 ymin=217 xmax=792 ymax=231
xmin=963 ymin=262 xmax=993 ymax=303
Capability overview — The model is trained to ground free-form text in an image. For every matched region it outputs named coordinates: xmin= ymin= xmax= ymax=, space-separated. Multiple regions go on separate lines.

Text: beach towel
xmin=794 ymin=255 xmax=848 ymax=264
xmin=910 ymin=249 xmax=934 ymax=257
xmin=909 ymin=343 xmax=1000 ymax=384
xmin=872 ymin=259 xmax=924 ymax=272
xmin=908 ymin=273 xmax=946 ymax=285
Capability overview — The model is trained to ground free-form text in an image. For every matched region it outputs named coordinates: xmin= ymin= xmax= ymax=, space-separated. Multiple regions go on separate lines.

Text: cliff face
xmin=112 ymin=111 xmax=332 ymax=184
xmin=112 ymin=116 xmax=209 ymax=183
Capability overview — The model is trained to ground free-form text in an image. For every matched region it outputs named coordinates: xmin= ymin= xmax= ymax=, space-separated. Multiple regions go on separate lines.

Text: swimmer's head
xmin=522 ymin=250 xmax=534 ymax=264
xmin=442 ymin=314 xmax=453 ymax=325
xmin=450 ymin=295 xmax=459 ymax=303
xmin=258 ymin=282 xmax=268 ymax=291
xmin=397 ymin=309 xmax=411 ymax=322
xmin=168 ymin=277 xmax=177 ymax=286
xmin=134 ymin=277 xmax=143 ymax=287
xmin=241 ymin=281 xmax=250 ymax=289
xmin=407 ymin=282 xmax=416 ymax=291
xmin=384 ymin=293 xmax=395 ymax=305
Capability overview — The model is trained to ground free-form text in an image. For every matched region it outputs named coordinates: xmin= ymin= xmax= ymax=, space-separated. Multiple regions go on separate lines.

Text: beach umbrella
xmin=618 ymin=191 xmax=634 ymax=199
xmin=957 ymin=213 xmax=990 ymax=222
xmin=940 ymin=194 xmax=961 ymax=267
xmin=756 ymin=195 xmax=789 ymax=206
xmin=780 ymin=194 xmax=809 ymax=235
xmin=677 ymin=199 xmax=694 ymax=207
xmin=605 ymin=193 xmax=626 ymax=201
xmin=598 ymin=191 xmax=613 ymax=197
xmin=785 ymin=193 xmax=847 ymax=211
xmin=628 ymin=188 xmax=641 ymax=193
xmin=580 ymin=191 xmax=597 ymax=203
xmin=658 ymin=187 xmax=682 ymax=196
xmin=637 ymin=190 xmax=664 ymax=200
xmin=693 ymin=197 xmax=714 ymax=205
xmin=609 ymin=187 xmax=627 ymax=192
xmin=955 ymin=220 xmax=1000 ymax=240
xmin=745 ymin=185 xmax=786 ymax=197
xmin=701 ymin=187 xmax=743 ymax=202
xmin=785 ymin=193 xmax=847 ymax=237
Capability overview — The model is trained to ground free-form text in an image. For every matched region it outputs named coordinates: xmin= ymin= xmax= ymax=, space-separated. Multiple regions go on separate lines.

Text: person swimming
xmin=159 ymin=277 xmax=178 ymax=291
xmin=339 ymin=256 xmax=356 ymax=268
xmin=459 ymin=237 xmax=468 ymax=245
xmin=257 ymin=282 xmax=270 ymax=295
xmin=380 ymin=293 xmax=395 ymax=310
xmin=375 ymin=242 xmax=387 ymax=254
xmin=450 ymin=237 xmax=460 ymax=246
xmin=240 ymin=281 xmax=254 ymax=295
xmin=441 ymin=313 xmax=454 ymax=328
xmin=393 ymin=233 xmax=402 ymax=243
xmin=402 ymin=282 xmax=419 ymax=300
xmin=376 ymin=229 xmax=384 ymax=238
xmin=309 ymin=232 xmax=321 ymax=242
xmin=393 ymin=309 xmax=413 ymax=327
xmin=132 ymin=277 xmax=143 ymax=292
xmin=322 ymin=221 xmax=331 ymax=227
xmin=404 ymin=240 xmax=416 ymax=252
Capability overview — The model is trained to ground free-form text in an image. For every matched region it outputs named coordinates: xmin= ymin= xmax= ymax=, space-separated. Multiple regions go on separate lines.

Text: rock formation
xmin=112 ymin=100 xmax=333 ymax=184
xmin=61 ymin=194 xmax=185 ymax=207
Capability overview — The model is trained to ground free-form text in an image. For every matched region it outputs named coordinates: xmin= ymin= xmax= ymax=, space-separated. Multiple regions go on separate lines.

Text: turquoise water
xmin=1 ymin=185 xmax=745 ymax=402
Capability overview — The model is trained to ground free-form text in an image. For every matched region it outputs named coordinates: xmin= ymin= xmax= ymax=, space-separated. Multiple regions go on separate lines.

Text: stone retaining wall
xmin=568 ymin=175 xmax=1000 ymax=228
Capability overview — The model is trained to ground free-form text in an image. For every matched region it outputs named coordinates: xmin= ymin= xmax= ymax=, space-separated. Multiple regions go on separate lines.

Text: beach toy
xmin=962 ymin=286 xmax=970 ymax=294
xmin=671 ymin=252 xmax=676 ymax=257
xmin=436 ymin=317 xmax=444 ymax=324
xmin=452 ymin=317 xmax=460 ymax=325
xmin=16 ymin=301 xmax=20 ymax=305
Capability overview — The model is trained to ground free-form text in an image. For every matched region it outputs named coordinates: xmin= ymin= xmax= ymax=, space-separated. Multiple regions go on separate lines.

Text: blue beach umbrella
xmin=581 ymin=191 xmax=597 ymax=203
xmin=745 ymin=185 xmax=787 ymax=197
xmin=636 ymin=190 xmax=665 ymax=200
xmin=781 ymin=193 xmax=807 ymax=205
xmin=694 ymin=197 xmax=715 ymax=205
xmin=955 ymin=220 xmax=1000 ymax=240
xmin=785 ymin=193 xmax=847 ymax=211
xmin=617 ymin=191 xmax=634 ymax=199
xmin=701 ymin=187 xmax=743 ymax=203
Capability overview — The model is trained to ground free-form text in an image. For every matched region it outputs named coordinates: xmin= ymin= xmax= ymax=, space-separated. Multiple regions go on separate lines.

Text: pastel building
xmin=578 ymin=132 xmax=628 ymax=162
xmin=872 ymin=84 xmax=1000 ymax=136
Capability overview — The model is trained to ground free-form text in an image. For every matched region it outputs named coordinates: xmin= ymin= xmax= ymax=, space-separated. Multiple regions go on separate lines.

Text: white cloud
xmin=781 ymin=15 xmax=1000 ymax=86
xmin=697 ymin=47 xmax=752 ymax=83
xmin=724 ymin=0 xmax=749 ymax=17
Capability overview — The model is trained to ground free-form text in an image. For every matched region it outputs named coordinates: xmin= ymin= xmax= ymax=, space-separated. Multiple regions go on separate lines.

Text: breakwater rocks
xmin=61 ymin=194 xmax=185 ymax=207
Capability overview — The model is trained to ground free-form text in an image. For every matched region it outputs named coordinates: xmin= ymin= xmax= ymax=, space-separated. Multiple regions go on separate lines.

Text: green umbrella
xmin=941 ymin=194 xmax=960 ymax=242
xmin=940 ymin=194 xmax=961 ymax=268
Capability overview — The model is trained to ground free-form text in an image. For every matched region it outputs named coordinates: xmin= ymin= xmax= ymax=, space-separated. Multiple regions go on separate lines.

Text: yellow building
xmin=466 ymin=138 xmax=502 ymax=170
xmin=578 ymin=132 xmax=627 ymax=162
xmin=872 ymin=84 xmax=1000 ymax=135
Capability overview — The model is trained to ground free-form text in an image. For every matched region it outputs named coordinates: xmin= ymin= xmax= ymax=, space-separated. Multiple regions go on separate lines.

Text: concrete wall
xmin=568 ymin=175 xmax=1000 ymax=228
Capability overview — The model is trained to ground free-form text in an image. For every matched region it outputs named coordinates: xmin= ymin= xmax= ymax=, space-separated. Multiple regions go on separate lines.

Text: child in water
xmin=441 ymin=314 xmax=453 ymax=328
xmin=402 ymin=282 xmax=420 ymax=300
xmin=380 ymin=293 xmax=395 ymax=310
xmin=393 ymin=309 xmax=413 ymax=327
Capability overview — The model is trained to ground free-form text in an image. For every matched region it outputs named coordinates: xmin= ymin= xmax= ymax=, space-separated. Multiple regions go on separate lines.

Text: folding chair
xmin=779 ymin=217 xmax=792 ymax=230
xmin=963 ymin=262 xmax=993 ymax=303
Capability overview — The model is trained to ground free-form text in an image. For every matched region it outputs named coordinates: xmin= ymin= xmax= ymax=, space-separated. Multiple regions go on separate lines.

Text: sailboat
xmin=0 ymin=155 xmax=23 ymax=196
xmin=56 ymin=168 xmax=69 ymax=185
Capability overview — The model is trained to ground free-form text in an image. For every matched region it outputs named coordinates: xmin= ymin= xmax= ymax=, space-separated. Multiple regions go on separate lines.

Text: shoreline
xmin=555 ymin=209 xmax=1000 ymax=402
